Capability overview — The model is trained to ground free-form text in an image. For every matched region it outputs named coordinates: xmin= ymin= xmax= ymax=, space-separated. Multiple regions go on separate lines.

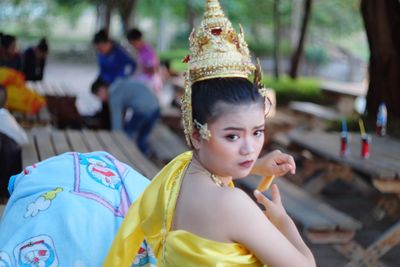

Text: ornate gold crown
xmin=181 ymin=0 xmax=267 ymax=146
xmin=185 ymin=0 xmax=255 ymax=82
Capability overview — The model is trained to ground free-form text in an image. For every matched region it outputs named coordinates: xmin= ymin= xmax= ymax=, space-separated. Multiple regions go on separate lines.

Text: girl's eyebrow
xmin=223 ymin=124 xmax=265 ymax=131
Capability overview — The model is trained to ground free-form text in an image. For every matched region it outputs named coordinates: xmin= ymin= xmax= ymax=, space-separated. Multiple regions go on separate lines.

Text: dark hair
xmin=192 ymin=78 xmax=264 ymax=125
xmin=91 ymin=77 xmax=109 ymax=95
xmin=126 ymin=28 xmax=142 ymax=41
xmin=37 ymin=38 xmax=49 ymax=52
xmin=93 ymin=29 xmax=109 ymax=44
xmin=0 ymin=84 xmax=7 ymax=109
xmin=161 ymin=60 xmax=171 ymax=71
xmin=1 ymin=34 xmax=16 ymax=49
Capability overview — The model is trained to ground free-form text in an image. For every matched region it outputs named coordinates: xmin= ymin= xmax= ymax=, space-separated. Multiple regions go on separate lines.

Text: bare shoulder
xmin=217 ymin=187 xmax=267 ymax=237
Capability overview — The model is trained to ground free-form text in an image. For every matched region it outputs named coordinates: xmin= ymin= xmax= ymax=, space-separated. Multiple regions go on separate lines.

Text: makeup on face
xmin=196 ymin=102 xmax=265 ymax=179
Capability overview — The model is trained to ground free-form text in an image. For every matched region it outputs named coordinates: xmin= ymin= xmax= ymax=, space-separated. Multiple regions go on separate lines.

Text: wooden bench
xmin=289 ymin=101 xmax=340 ymax=121
xmin=23 ymin=128 xmax=159 ymax=179
xmin=26 ymin=81 xmax=83 ymax=128
xmin=149 ymin=122 xmax=188 ymax=164
xmin=281 ymin=129 xmax=400 ymax=266
xmin=320 ymin=80 xmax=367 ymax=116
xmin=238 ymin=176 xmax=362 ymax=244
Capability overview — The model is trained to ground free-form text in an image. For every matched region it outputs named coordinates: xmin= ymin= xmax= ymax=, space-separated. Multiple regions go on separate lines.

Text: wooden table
xmin=26 ymin=81 xmax=82 ymax=128
xmin=288 ymin=129 xmax=400 ymax=267
xmin=22 ymin=128 xmax=159 ymax=180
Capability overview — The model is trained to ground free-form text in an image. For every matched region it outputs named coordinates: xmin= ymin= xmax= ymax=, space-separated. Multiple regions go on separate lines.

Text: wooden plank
xmin=81 ymin=130 xmax=105 ymax=151
xmin=32 ymin=129 xmax=56 ymax=161
xmin=51 ymin=130 xmax=71 ymax=154
xmin=320 ymin=80 xmax=367 ymax=98
xmin=238 ymin=176 xmax=361 ymax=233
xmin=289 ymin=130 xmax=400 ymax=180
xmin=37 ymin=105 xmax=51 ymax=125
xmin=373 ymin=179 xmax=400 ymax=194
xmin=22 ymin=132 xmax=39 ymax=167
xmin=65 ymin=130 xmax=90 ymax=153
xmin=96 ymin=131 xmax=131 ymax=164
xmin=306 ymin=230 xmax=355 ymax=244
xmin=33 ymin=82 xmax=45 ymax=95
xmin=112 ymin=131 xmax=159 ymax=179
xmin=149 ymin=123 xmax=187 ymax=162
xmin=289 ymin=101 xmax=339 ymax=120
xmin=54 ymin=83 xmax=68 ymax=96
xmin=40 ymin=82 xmax=55 ymax=96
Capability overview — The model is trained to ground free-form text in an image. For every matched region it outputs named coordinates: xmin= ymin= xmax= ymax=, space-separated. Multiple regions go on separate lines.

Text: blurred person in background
xmin=0 ymin=85 xmax=28 ymax=202
xmin=23 ymin=38 xmax=49 ymax=81
xmin=91 ymin=78 xmax=160 ymax=156
xmin=127 ymin=28 xmax=163 ymax=98
xmin=93 ymin=29 xmax=137 ymax=84
xmin=0 ymin=34 xmax=23 ymax=71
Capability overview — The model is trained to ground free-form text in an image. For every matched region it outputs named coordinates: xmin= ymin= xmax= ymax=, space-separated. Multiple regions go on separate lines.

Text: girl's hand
xmin=254 ymin=184 xmax=289 ymax=230
xmin=252 ymin=150 xmax=296 ymax=177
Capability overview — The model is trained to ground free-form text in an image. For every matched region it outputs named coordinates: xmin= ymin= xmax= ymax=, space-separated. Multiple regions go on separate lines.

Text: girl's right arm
xmin=224 ymin=187 xmax=316 ymax=267
xmin=254 ymin=185 xmax=315 ymax=266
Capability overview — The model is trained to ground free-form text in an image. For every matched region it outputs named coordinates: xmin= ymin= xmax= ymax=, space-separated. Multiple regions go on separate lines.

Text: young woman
xmin=104 ymin=1 xmax=316 ymax=266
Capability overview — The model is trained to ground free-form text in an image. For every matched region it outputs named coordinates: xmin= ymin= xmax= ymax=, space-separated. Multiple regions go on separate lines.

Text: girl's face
xmin=194 ymin=102 xmax=265 ymax=179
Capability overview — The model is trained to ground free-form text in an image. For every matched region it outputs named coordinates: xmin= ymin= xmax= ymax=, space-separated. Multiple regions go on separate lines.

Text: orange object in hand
xmin=257 ymin=175 xmax=275 ymax=192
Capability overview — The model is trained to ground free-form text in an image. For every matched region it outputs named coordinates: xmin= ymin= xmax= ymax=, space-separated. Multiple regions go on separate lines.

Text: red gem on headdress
xmin=182 ymin=55 xmax=190 ymax=63
xmin=211 ymin=28 xmax=222 ymax=36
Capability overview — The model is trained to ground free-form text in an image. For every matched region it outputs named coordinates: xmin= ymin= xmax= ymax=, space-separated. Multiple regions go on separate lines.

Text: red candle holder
xmin=340 ymin=133 xmax=349 ymax=157
xmin=361 ymin=135 xmax=370 ymax=159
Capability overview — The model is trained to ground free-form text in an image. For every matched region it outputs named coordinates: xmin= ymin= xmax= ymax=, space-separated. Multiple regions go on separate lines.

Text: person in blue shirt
xmin=91 ymin=78 xmax=160 ymax=156
xmin=92 ymin=29 xmax=137 ymax=84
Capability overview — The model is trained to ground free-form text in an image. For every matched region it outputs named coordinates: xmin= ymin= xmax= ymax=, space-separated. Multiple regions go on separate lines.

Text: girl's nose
xmin=240 ymin=139 xmax=255 ymax=155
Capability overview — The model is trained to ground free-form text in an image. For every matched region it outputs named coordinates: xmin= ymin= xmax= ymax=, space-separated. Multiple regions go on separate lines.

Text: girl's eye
xmin=226 ymin=134 xmax=239 ymax=141
xmin=254 ymin=130 xmax=264 ymax=137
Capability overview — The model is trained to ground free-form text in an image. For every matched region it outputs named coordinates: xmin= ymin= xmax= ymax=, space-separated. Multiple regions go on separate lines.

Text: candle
xmin=358 ymin=118 xmax=366 ymax=137
xmin=342 ymin=117 xmax=347 ymax=134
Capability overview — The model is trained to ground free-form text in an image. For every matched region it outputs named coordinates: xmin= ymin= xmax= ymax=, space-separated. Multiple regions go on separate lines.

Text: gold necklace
xmin=188 ymin=158 xmax=225 ymax=187
xmin=210 ymin=174 xmax=224 ymax=187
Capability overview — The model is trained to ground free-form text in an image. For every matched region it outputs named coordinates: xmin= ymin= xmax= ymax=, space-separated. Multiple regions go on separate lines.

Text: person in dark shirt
xmin=93 ymin=29 xmax=137 ymax=84
xmin=22 ymin=38 xmax=49 ymax=81
xmin=0 ymin=34 xmax=23 ymax=71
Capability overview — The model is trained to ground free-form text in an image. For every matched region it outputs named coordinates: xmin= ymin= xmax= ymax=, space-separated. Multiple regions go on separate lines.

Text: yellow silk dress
xmin=104 ymin=151 xmax=263 ymax=266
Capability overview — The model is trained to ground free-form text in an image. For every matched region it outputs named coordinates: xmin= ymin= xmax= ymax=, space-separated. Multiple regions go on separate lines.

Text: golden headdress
xmin=181 ymin=0 xmax=267 ymax=146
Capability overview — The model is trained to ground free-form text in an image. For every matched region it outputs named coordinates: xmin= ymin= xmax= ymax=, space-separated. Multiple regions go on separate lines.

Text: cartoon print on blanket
xmin=0 ymin=151 xmax=156 ymax=266
xmin=0 ymin=251 xmax=12 ymax=267
xmin=24 ymin=188 xmax=63 ymax=218
xmin=14 ymin=235 xmax=58 ymax=267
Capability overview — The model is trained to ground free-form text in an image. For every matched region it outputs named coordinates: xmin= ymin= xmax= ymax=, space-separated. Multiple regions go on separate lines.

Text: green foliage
xmin=262 ymin=75 xmax=322 ymax=105
xmin=311 ymin=0 xmax=363 ymax=37
xmin=159 ymin=49 xmax=190 ymax=72
xmin=304 ymin=46 xmax=328 ymax=66
xmin=248 ymin=40 xmax=293 ymax=57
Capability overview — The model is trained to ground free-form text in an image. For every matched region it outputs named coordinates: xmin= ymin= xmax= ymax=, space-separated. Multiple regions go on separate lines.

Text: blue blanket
xmin=0 ymin=151 xmax=156 ymax=267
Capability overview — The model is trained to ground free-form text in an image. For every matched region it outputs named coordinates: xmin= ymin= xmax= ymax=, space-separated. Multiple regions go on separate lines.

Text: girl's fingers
xmin=254 ymin=190 xmax=272 ymax=208
xmin=271 ymin=184 xmax=283 ymax=207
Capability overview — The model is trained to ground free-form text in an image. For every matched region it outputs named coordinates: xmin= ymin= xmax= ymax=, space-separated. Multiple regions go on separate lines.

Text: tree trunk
xmin=361 ymin=0 xmax=400 ymax=119
xmin=290 ymin=0 xmax=302 ymax=49
xmin=96 ymin=1 xmax=114 ymax=33
xmin=289 ymin=0 xmax=312 ymax=79
xmin=104 ymin=1 xmax=114 ymax=33
xmin=117 ymin=0 xmax=138 ymax=34
xmin=273 ymin=0 xmax=282 ymax=79
xmin=187 ymin=0 xmax=196 ymax=32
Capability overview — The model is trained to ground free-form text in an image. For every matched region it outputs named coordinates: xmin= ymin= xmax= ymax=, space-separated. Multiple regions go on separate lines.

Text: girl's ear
xmin=190 ymin=128 xmax=202 ymax=150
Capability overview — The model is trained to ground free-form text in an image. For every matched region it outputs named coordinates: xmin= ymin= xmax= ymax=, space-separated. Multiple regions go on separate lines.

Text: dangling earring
xmin=194 ymin=120 xmax=211 ymax=141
